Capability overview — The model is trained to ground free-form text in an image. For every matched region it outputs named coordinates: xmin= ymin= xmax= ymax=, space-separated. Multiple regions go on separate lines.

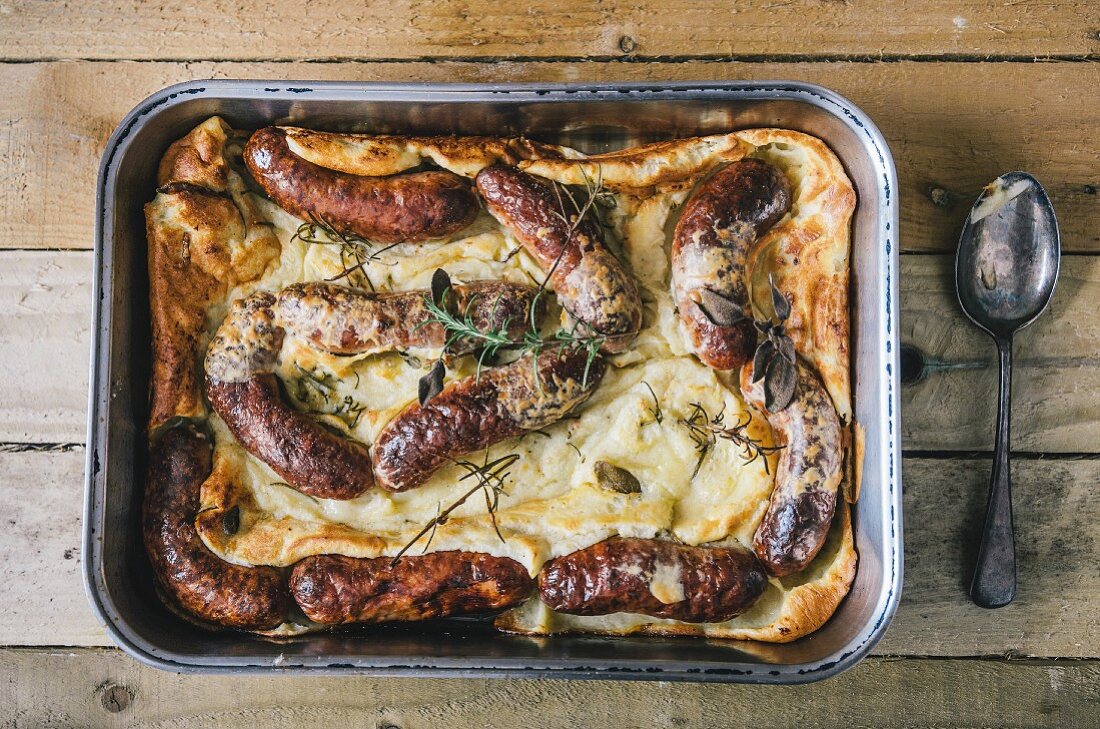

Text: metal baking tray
xmin=85 ymin=80 xmax=902 ymax=683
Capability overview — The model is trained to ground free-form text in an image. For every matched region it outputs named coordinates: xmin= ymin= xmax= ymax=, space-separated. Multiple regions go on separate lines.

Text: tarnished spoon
xmin=955 ymin=172 xmax=1060 ymax=608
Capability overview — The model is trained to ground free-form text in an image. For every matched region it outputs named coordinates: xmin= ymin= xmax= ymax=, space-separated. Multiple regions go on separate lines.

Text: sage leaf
xmin=594 ymin=461 xmax=642 ymax=494
xmin=695 ymin=288 xmax=745 ymax=328
xmin=752 ymin=340 xmax=775 ymax=383
xmin=769 ymin=275 xmax=791 ymax=322
xmin=777 ymin=333 xmax=796 ymax=364
xmin=764 ymin=354 xmax=797 ymax=412
xmin=418 ymin=358 xmax=446 ymax=405
xmin=431 ymin=268 xmax=452 ymax=308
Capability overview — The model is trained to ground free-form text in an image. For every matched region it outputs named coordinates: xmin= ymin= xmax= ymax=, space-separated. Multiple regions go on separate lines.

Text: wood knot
xmin=927 ymin=185 xmax=953 ymax=208
xmin=618 ymin=35 xmax=637 ymax=54
xmin=97 ymin=682 xmax=133 ymax=713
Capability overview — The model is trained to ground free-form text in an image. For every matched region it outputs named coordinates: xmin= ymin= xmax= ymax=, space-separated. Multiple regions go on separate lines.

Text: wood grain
xmin=7 ymin=445 xmax=1098 ymax=657
xmin=1 ymin=1 xmax=1096 ymax=61
xmin=1 ymin=648 xmax=1096 ymax=727
xmin=0 ymin=252 xmax=90 ymax=444
xmin=0 ymin=61 xmax=1096 ymax=254
xmin=4 ymin=249 xmax=1096 ymax=453
xmin=901 ymin=255 xmax=1100 ymax=452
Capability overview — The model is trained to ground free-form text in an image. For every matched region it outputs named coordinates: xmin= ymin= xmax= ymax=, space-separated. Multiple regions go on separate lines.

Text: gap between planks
xmin=0 ymin=61 xmax=1096 ymax=254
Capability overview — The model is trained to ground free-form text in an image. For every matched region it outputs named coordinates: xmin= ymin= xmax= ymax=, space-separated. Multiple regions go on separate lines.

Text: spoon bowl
xmin=955 ymin=172 xmax=1060 ymax=609
xmin=956 ymin=172 xmax=1060 ymax=337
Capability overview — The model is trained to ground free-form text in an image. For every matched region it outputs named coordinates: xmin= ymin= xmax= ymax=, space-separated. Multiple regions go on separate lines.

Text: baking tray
xmin=85 ymin=80 xmax=902 ymax=683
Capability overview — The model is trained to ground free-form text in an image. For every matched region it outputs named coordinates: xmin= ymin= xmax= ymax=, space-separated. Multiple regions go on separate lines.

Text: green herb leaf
xmin=418 ymin=358 xmax=446 ymax=405
xmin=594 ymin=461 xmax=642 ymax=494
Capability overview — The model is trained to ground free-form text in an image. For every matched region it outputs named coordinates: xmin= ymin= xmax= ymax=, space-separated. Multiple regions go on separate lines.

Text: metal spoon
xmin=955 ymin=172 xmax=1060 ymax=608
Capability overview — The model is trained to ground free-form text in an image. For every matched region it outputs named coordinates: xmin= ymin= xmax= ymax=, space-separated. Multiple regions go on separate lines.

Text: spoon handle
xmin=970 ymin=336 xmax=1017 ymax=608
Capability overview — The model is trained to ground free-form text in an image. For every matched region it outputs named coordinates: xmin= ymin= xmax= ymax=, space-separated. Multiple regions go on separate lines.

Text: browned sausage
xmin=290 ymin=552 xmax=532 ymax=624
xmin=475 ymin=163 xmax=642 ymax=353
xmin=244 ymin=126 xmax=479 ymax=243
xmin=206 ymin=374 xmax=375 ymax=500
xmin=538 ymin=537 xmax=767 ymax=623
xmin=143 ymin=425 xmax=289 ymax=629
xmin=203 ymin=291 xmax=374 ymax=500
xmin=277 ymin=280 xmax=540 ymax=357
xmin=373 ymin=348 xmax=605 ymax=491
xmin=740 ymin=358 xmax=842 ymax=576
xmin=671 ymin=159 xmax=791 ymax=370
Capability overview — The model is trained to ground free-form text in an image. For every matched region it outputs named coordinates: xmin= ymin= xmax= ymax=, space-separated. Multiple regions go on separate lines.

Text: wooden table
xmin=1 ymin=2 xmax=1097 ymax=725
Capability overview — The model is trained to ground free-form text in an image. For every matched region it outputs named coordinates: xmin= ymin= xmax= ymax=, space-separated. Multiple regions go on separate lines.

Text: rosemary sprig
xmin=292 ymin=213 xmax=400 ymax=292
xmin=416 ymin=165 xmax=611 ymax=404
xmin=678 ymin=402 xmax=784 ymax=478
xmin=389 ymin=451 xmax=520 ymax=565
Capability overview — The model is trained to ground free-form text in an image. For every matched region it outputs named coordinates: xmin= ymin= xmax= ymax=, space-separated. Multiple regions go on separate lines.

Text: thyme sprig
xmin=292 ymin=213 xmax=401 ymax=292
xmin=678 ymin=402 xmax=784 ymax=479
xmin=292 ymin=364 xmax=366 ymax=428
xmin=642 ymin=380 xmax=663 ymax=424
xmin=390 ymin=451 xmax=520 ymax=565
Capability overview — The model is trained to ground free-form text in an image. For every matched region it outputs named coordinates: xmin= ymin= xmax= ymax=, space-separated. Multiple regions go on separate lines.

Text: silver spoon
xmin=955 ymin=172 xmax=1060 ymax=608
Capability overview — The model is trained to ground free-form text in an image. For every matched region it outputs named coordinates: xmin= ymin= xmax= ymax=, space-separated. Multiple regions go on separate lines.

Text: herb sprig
xmin=390 ymin=451 xmax=520 ymax=565
xmin=293 ymin=213 xmax=401 ymax=292
xmin=416 ymin=268 xmax=604 ymax=405
xmin=751 ymin=275 xmax=799 ymax=412
xmin=678 ymin=402 xmax=784 ymax=479
xmin=293 ymin=364 xmax=366 ymax=428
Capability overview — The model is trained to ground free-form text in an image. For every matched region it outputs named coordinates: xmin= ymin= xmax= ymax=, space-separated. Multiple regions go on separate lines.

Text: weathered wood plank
xmin=0 ymin=61 xmax=1096 ymax=253
xmin=1 ymin=1 xmax=1096 ymax=61
xmin=1 ymin=648 xmax=1096 ymax=728
xmin=0 ymin=251 xmax=90 ymax=444
xmin=0 ymin=448 xmax=101 ymax=648
xmin=4 ymin=249 xmax=1096 ymax=453
xmin=876 ymin=457 xmax=1100 ymax=658
xmin=6 ymin=447 xmax=1098 ymax=657
xmin=901 ymin=255 xmax=1100 ymax=452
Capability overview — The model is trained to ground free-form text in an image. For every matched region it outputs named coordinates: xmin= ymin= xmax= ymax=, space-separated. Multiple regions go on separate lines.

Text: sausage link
xmin=206 ymin=374 xmax=374 ymax=500
xmin=290 ymin=552 xmax=533 ymax=624
xmin=538 ymin=537 xmax=767 ymax=623
xmin=244 ymin=126 xmax=479 ymax=243
xmin=143 ymin=425 xmax=289 ymax=629
xmin=475 ymin=163 xmax=642 ymax=353
xmin=277 ymin=280 xmax=541 ymax=356
xmin=740 ymin=358 xmax=842 ymax=576
xmin=373 ymin=348 xmax=605 ymax=491
xmin=671 ymin=159 xmax=791 ymax=370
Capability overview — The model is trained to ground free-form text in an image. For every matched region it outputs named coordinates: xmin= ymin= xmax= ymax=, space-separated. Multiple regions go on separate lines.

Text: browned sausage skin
xmin=740 ymin=358 xmax=842 ymax=576
xmin=244 ymin=126 xmax=479 ymax=244
xmin=538 ymin=537 xmax=767 ymax=623
xmin=205 ymin=282 xmax=546 ymax=499
xmin=204 ymin=291 xmax=375 ymax=499
xmin=143 ymin=425 xmax=290 ymax=629
xmin=475 ymin=163 xmax=642 ymax=353
xmin=206 ymin=374 xmax=375 ymax=500
xmin=373 ymin=348 xmax=605 ymax=492
xmin=277 ymin=280 xmax=540 ymax=357
xmin=671 ymin=159 xmax=791 ymax=370
xmin=290 ymin=552 xmax=533 ymax=624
